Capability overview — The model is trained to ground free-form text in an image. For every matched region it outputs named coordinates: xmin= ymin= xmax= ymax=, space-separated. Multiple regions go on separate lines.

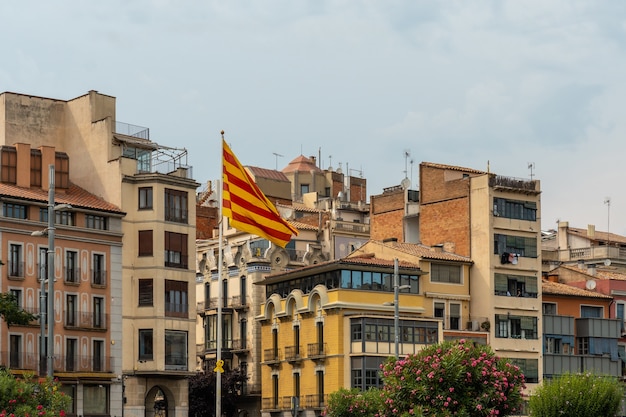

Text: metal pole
xmin=39 ymin=254 xmax=46 ymax=376
xmin=216 ymin=178 xmax=223 ymax=417
xmin=393 ymin=258 xmax=399 ymax=359
xmin=47 ymin=164 xmax=55 ymax=378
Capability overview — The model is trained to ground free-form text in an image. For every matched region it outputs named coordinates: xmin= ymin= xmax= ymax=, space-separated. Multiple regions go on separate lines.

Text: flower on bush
xmin=0 ymin=370 xmax=70 ymax=417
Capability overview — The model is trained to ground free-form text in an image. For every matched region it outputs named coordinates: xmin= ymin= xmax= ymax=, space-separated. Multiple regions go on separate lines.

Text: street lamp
xmin=383 ymin=258 xmax=411 ymax=359
xmin=31 ymin=164 xmax=72 ymax=377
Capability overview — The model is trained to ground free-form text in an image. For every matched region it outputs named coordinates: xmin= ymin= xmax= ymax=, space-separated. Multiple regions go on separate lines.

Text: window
xmin=293 ymin=372 xmax=300 ymax=398
xmin=165 ymin=280 xmax=188 ymax=318
xmin=165 ymin=330 xmax=187 ymax=370
xmin=300 ymin=184 xmax=309 ymax=195
xmin=55 ymin=154 xmax=69 ymax=189
xmin=581 ymin=305 xmax=603 ymax=318
xmin=92 ymin=253 xmax=106 ymax=286
xmin=66 ymin=338 xmax=77 ymax=371
xmin=449 ymin=303 xmax=461 ymax=330
xmin=30 ymin=150 xmax=42 ymax=187
xmin=38 ymin=247 xmax=49 ymax=281
xmin=494 ymin=234 xmax=537 ymax=258
xmin=618 ymin=303 xmax=626 ymax=332
xmin=93 ymin=297 xmax=104 ymax=329
xmin=240 ymin=319 xmax=247 ymax=350
xmin=431 ymin=264 xmax=461 ymax=284
xmin=507 ymin=358 xmax=539 ymax=383
xmin=165 ymin=232 xmax=188 ymax=269
xmin=351 ymin=356 xmax=386 ymax=389
xmin=1 ymin=147 xmax=17 ymax=183
xmin=138 ymin=230 xmax=154 ymax=256
xmin=272 ymin=374 xmax=279 ymax=408
xmin=139 ymin=187 xmax=153 ymax=209
xmin=434 ymin=302 xmax=445 ymax=320
xmin=543 ymin=303 xmax=557 ymax=315
xmin=493 ymin=198 xmax=537 ymax=221
xmin=578 ymin=337 xmax=589 ymax=354
xmin=93 ymin=340 xmax=104 ymax=371
xmin=494 ymin=273 xmax=538 ymax=297
xmin=83 ymin=385 xmax=109 ymax=415
xmin=56 ymin=210 xmax=74 ymax=226
xmin=495 ymin=314 xmax=538 ymax=339
xmin=65 ymin=250 xmax=79 ymax=283
xmin=139 ymin=329 xmax=153 ymax=360
xmin=293 ymin=324 xmax=301 ymax=357
xmin=222 ymin=279 xmax=228 ymax=308
xmin=9 ymin=334 xmax=21 ymax=368
xmin=138 ymin=279 xmax=153 ymax=306
xmin=59 ymin=385 xmax=75 ymax=415
xmin=3 ymin=203 xmax=27 ymax=219
xmin=66 ymin=294 xmax=77 ymax=327
xmin=316 ymin=370 xmax=324 ymax=407
xmin=8 ymin=289 xmax=22 ymax=308
xmin=240 ymin=276 xmax=247 ymax=304
xmin=8 ymin=243 xmax=23 ymax=278
xmin=124 ymin=146 xmax=152 ymax=172
xmin=165 ymin=188 xmax=188 ymax=223
xmin=86 ymin=214 xmax=107 ymax=230
xmin=545 ymin=337 xmax=562 ymax=354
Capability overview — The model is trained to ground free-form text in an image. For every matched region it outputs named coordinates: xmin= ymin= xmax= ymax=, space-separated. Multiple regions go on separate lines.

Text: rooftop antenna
xmin=328 ymin=155 xmax=333 ymax=171
xmin=403 ymin=149 xmax=411 ymax=179
xmin=528 ymin=162 xmax=535 ymax=180
xmin=605 ymin=197 xmax=611 ymax=251
xmin=272 ymin=152 xmax=283 ymax=170
xmin=410 ymin=158 xmax=414 ymax=189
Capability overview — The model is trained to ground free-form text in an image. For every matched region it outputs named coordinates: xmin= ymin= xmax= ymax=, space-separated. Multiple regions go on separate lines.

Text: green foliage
xmin=528 ymin=372 xmax=623 ymax=417
xmin=323 ymin=339 xmax=526 ymax=417
xmin=324 ymin=387 xmax=384 ymax=417
xmin=188 ymin=366 xmax=248 ymax=417
xmin=0 ymin=293 xmax=37 ymax=327
xmin=0 ymin=370 xmax=70 ymax=416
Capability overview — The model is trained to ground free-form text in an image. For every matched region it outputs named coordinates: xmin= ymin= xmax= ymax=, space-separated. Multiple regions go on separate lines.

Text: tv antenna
xmin=605 ymin=197 xmax=611 ymax=249
xmin=272 ymin=152 xmax=284 ymax=170
xmin=528 ymin=162 xmax=535 ymax=180
xmin=403 ymin=149 xmax=411 ymax=179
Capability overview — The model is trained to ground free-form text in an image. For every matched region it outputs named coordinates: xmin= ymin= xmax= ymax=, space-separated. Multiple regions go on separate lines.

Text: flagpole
xmin=216 ymin=135 xmax=224 ymax=417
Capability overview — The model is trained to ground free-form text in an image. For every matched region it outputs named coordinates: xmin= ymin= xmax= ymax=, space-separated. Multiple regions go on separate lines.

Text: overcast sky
xmin=1 ymin=1 xmax=625 ymax=234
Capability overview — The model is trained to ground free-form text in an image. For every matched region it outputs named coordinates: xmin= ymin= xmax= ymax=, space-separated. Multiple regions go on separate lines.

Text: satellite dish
xmin=604 ymin=259 xmax=611 ymax=266
xmin=585 ymin=280 xmax=597 ymax=290
xmin=400 ymin=177 xmax=411 ymax=190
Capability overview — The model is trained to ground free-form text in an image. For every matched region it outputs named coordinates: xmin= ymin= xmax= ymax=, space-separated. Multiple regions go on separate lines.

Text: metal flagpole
xmin=216 ymin=138 xmax=224 ymax=417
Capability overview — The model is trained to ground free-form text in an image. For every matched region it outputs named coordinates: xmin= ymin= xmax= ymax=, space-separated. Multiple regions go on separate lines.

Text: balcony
xmin=284 ymin=345 xmax=303 ymax=363
xmin=91 ymin=269 xmax=107 ymax=287
xmin=304 ymin=394 xmax=327 ymax=409
xmin=307 ymin=342 xmax=328 ymax=360
xmin=196 ymin=301 xmax=206 ymax=313
xmin=64 ymin=311 xmax=108 ymax=331
xmin=231 ymin=339 xmax=249 ymax=354
xmin=261 ymin=395 xmax=327 ymax=412
xmin=7 ymin=261 xmax=24 ymax=280
xmin=231 ymin=295 xmax=248 ymax=311
xmin=489 ymin=175 xmax=539 ymax=194
xmin=263 ymin=348 xmax=281 ymax=366
xmin=64 ymin=267 xmax=81 ymax=284
xmin=0 ymin=351 xmax=114 ymax=373
xmin=331 ymin=220 xmax=370 ymax=235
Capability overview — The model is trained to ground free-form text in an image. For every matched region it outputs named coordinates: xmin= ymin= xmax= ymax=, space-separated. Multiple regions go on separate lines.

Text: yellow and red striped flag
xmin=222 ymin=138 xmax=298 ymax=247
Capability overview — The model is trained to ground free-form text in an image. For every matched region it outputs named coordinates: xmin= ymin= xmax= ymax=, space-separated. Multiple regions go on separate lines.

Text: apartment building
xmin=418 ymin=162 xmax=543 ymax=390
xmin=0 ymin=143 xmax=124 ymax=416
xmin=0 ymin=91 xmax=199 ymax=417
xmin=257 ymin=254 xmax=441 ymax=417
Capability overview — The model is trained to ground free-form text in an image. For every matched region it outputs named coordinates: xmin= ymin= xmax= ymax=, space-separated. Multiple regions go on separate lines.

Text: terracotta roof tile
xmin=247 ymin=166 xmax=290 ymax=182
xmin=560 ymin=264 xmax=626 ymax=281
xmin=372 ymin=240 xmax=473 ymax=263
xmin=541 ymin=279 xmax=612 ymax=299
xmin=288 ymin=220 xmax=318 ymax=231
xmin=277 ymin=202 xmax=322 ymax=214
xmin=281 ymin=155 xmax=323 ymax=174
xmin=0 ymin=182 xmax=123 ymax=214
xmin=566 ymin=227 xmax=626 ymax=245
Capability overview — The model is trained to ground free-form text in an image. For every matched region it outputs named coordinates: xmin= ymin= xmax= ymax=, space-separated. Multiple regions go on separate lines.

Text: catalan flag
xmin=222 ymin=138 xmax=298 ymax=247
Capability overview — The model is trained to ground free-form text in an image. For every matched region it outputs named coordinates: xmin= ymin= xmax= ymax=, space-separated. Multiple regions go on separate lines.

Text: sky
xmin=1 ymin=1 xmax=625 ymax=234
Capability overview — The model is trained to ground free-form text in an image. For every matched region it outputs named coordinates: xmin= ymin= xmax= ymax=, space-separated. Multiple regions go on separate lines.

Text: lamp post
xmin=32 ymin=165 xmax=72 ymax=378
xmin=384 ymin=258 xmax=411 ymax=359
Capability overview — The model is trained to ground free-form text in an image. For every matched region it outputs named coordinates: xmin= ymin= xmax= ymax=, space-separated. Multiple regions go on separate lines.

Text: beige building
xmin=0 ymin=90 xmax=199 ymax=417
xmin=418 ymin=162 xmax=543 ymax=389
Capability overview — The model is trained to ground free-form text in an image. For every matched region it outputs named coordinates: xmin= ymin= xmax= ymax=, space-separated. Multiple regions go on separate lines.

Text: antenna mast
xmin=272 ymin=152 xmax=284 ymax=170
xmin=528 ymin=162 xmax=535 ymax=180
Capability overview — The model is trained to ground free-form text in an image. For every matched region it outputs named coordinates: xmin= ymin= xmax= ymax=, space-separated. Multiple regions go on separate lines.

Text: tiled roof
xmin=421 ymin=162 xmax=488 ymax=175
xmin=372 ymin=239 xmax=473 ymax=263
xmin=276 ymin=202 xmax=322 ymax=214
xmin=566 ymin=226 xmax=626 ymax=245
xmin=281 ymin=155 xmax=323 ymax=174
xmin=541 ymin=279 xmax=612 ymax=299
xmin=0 ymin=182 xmax=123 ymax=214
xmin=560 ymin=264 xmax=626 ymax=281
xmin=247 ymin=166 xmax=290 ymax=182
xmin=288 ymin=220 xmax=318 ymax=231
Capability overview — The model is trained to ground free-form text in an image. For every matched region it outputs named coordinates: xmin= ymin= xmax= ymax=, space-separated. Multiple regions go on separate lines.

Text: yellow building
xmin=256 ymin=242 xmax=471 ymax=417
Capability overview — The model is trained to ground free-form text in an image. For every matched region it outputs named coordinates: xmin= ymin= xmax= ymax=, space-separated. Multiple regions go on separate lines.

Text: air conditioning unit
xmin=471 ymin=320 xmax=480 ymax=331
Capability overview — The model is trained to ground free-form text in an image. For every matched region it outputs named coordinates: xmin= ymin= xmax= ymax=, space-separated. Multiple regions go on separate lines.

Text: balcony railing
xmin=165 ymin=302 xmax=188 ymax=318
xmin=0 ymin=351 xmax=114 ymax=373
xmin=64 ymin=311 xmax=108 ymax=330
xmin=332 ymin=220 xmax=370 ymax=234
xmin=7 ymin=261 xmax=24 ymax=279
xmin=284 ymin=345 xmax=302 ymax=361
xmin=304 ymin=394 xmax=327 ymax=409
xmin=64 ymin=267 xmax=80 ymax=284
xmin=263 ymin=348 xmax=280 ymax=363
xmin=489 ymin=175 xmax=538 ymax=192
xmin=231 ymin=295 xmax=248 ymax=310
xmin=232 ymin=339 xmax=248 ymax=351
xmin=91 ymin=269 xmax=107 ymax=286
xmin=307 ymin=342 xmax=328 ymax=358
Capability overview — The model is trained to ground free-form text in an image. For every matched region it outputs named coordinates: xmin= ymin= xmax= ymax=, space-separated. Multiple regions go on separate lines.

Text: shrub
xmin=528 ymin=372 xmax=623 ymax=417
xmin=324 ymin=387 xmax=384 ymax=417
xmin=379 ymin=339 xmax=525 ymax=417
xmin=0 ymin=370 xmax=70 ymax=417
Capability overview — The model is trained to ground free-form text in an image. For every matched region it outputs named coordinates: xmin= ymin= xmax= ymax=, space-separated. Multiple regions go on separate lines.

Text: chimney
xmin=587 ymin=264 xmax=597 ymax=276
xmin=588 ymin=224 xmax=595 ymax=239
xmin=547 ymin=273 xmax=559 ymax=283
xmin=443 ymin=242 xmax=456 ymax=253
xmin=577 ymin=259 xmax=585 ymax=269
xmin=15 ymin=143 xmax=31 ymax=189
